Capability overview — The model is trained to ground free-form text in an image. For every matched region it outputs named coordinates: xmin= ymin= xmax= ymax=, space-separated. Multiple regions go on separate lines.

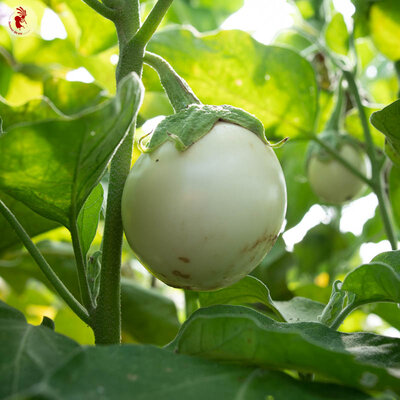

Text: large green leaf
xmin=0 ymin=73 xmax=143 ymax=228
xmin=166 ymin=0 xmax=244 ymax=32
xmin=64 ymin=0 xmax=117 ymax=56
xmin=1 ymin=301 xmax=370 ymax=400
xmin=147 ymin=28 xmax=318 ymax=139
xmin=170 ymin=305 xmax=400 ymax=393
xmin=198 ymin=275 xmax=284 ymax=320
xmin=341 ymin=259 xmax=400 ymax=304
xmin=42 ymin=77 xmax=109 ymax=115
xmin=0 ymin=192 xmax=59 ymax=256
xmin=370 ymin=0 xmax=400 ymax=60
xmin=0 ymin=300 xmax=79 ymax=399
xmin=371 ymin=100 xmax=400 ymax=167
xmin=274 ymin=297 xmax=325 ymax=323
xmin=325 ymin=13 xmax=349 ymax=55
xmin=389 ymin=165 xmax=400 ymax=228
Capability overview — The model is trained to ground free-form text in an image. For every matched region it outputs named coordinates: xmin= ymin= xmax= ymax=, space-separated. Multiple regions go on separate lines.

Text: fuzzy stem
xmin=81 ymin=0 xmax=116 ymax=20
xmin=144 ymin=51 xmax=201 ymax=111
xmin=0 ymin=200 xmax=90 ymax=324
xmin=92 ymin=0 xmax=175 ymax=345
xmin=344 ymin=70 xmax=398 ymax=250
xmin=135 ymin=0 xmax=174 ymax=45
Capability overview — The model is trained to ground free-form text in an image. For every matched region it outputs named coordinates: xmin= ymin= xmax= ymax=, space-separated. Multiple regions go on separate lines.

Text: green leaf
xmin=371 ymin=100 xmax=400 ymax=167
xmin=389 ymin=165 xmax=400 ymax=229
xmin=341 ymin=261 xmax=400 ymax=304
xmin=370 ymin=302 xmax=400 ymax=331
xmin=121 ymin=278 xmax=180 ymax=346
xmin=0 ymin=301 xmax=375 ymax=399
xmin=77 ymin=184 xmax=103 ymax=258
xmin=325 ymin=13 xmax=349 ymax=55
xmin=170 ymin=305 xmax=400 ymax=393
xmin=0 ymin=300 xmax=79 ymax=399
xmin=370 ymin=0 xmax=400 ymax=60
xmin=147 ymin=103 xmax=266 ymax=152
xmin=43 ymin=77 xmax=109 ymax=115
xmin=147 ymin=28 xmax=318 ymax=139
xmin=87 ymin=250 xmax=102 ymax=304
xmin=274 ymin=297 xmax=325 ymax=323
xmin=198 ymin=275 xmax=284 ymax=321
xmin=0 ymin=55 xmax=13 ymax=97
xmin=372 ymin=250 xmax=400 ymax=273
xmin=0 ymin=298 xmax=26 ymax=322
xmin=166 ymin=0 xmax=244 ymax=32
xmin=317 ymin=280 xmax=346 ymax=325
xmin=0 ymin=192 xmax=59 ymax=256
xmin=0 ymin=73 xmax=143 ymax=228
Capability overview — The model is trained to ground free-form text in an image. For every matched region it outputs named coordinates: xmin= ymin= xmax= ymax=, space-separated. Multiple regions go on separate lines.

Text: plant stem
xmin=70 ymin=221 xmax=94 ymax=312
xmin=92 ymin=0 xmax=174 ymax=344
xmin=344 ymin=70 xmax=398 ymax=250
xmin=135 ymin=0 xmax=174 ymax=45
xmin=81 ymin=0 xmax=116 ymax=20
xmin=144 ymin=51 xmax=201 ymax=111
xmin=324 ymin=75 xmax=344 ymax=132
xmin=312 ymin=135 xmax=372 ymax=186
xmin=329 ymin=302 xmax=357 ymax=330
xmin=0 ymin=200 xmax=90 ymax=324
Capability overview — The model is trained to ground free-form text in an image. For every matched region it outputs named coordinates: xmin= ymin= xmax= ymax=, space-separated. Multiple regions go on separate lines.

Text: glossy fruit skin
xmin=307 ymin=143 xmax=370 ymax=205
xmin=121 ymin=121 xmax=287 ymax=291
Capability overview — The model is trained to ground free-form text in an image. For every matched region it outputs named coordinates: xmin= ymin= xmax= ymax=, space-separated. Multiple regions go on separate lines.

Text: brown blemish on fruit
xmin=173 ymin=270 xmax=190 ymax=279
xmin=241 ymin=232 xmax=278 ymax=254
xmin=170 ymin=283 xmax=193 ymax=290
xmin=156 ymin=159 xmax=159 ymax=162
xmin=178 ymin=256 xmax=190 ymax=263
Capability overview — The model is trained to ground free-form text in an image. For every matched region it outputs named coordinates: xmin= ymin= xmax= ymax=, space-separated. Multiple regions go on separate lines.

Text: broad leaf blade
xmin=0 ymin=302 xmax=370 ymax=400
xmin=274 ymin=297 xmax=325 ymax=323
xmin=0 ymin=73 xmax=143 ymax=227
xmin=198 ymin=275 xmax=284 ymax=321
xmin=0 ymin=300 xmax=79 ymax=398
xmin=170 ymin=305 xmax=400 ymax=393
xmin=341 ymin=261 xmax=400 ymax=304
xmin=370 ymin=100 xmax=400 ymax=167
xmin=147 ymin=28 xmax=318 ymax=139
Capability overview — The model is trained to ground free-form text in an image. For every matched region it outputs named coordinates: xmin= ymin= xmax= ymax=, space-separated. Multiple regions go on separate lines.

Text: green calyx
xmin=142 ymin=51 xmax=267 ymax=152
xmin=141 ymin=103 xmax=267 ymax=152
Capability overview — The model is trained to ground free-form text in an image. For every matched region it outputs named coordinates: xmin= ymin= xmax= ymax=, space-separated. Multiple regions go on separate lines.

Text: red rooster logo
xmin=14 ymin=6 xmax=27 ymax=30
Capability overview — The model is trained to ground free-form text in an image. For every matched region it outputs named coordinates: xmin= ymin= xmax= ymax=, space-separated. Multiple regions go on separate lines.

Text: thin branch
xmin=70 ymin=220 xmax=95 ymax=312
xmin=0 ymin=200 xmax=90 ymax=324
xmin=312 ymin=135 xmax=373 ymax=186
xmin=134 ymin=0 xmax=174 ymax=46
xmin=81 ymin=0 xmax=116 ymax=20
xmin=344 ymin=71 xmax=398 ymax=250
